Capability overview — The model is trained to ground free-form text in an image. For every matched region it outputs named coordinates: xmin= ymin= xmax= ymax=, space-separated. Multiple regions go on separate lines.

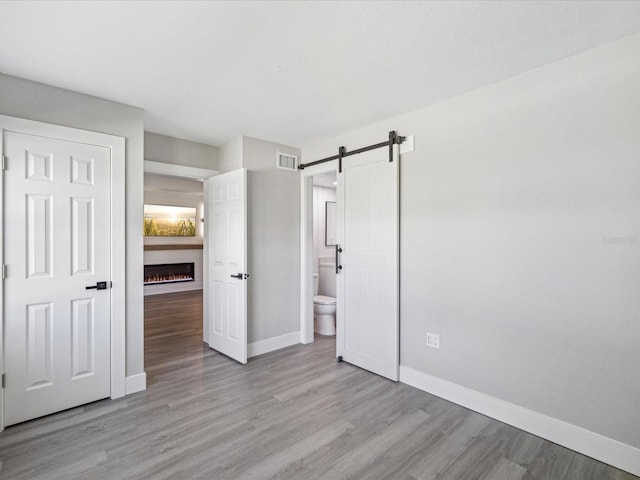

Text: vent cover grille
xmin=277 ymin=152 xmax=298 ymax=172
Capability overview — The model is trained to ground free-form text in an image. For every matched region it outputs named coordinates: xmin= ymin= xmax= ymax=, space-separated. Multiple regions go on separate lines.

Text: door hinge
xmin=2 ymin=264 xmax=6 ymax=279
xmin=1 ymin=155 xmax=6 ymax=170
xmin=2 ymin=374 xmax=5 ymax=388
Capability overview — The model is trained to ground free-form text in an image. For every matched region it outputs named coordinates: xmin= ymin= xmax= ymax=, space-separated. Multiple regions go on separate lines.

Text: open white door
xmin=204 ymin=168 xmax=248 ymax=364
xmin=336 ymin=146 xmax=399 ymax=381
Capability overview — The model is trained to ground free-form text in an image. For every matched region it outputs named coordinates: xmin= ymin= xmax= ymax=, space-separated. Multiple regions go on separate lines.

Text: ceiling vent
xmin=276 ymin=152 xmax=298 ymax=172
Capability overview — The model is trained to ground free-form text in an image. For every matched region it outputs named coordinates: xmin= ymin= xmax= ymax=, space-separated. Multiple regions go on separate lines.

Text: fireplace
xmin=144 ymin=262 xmax=195 ymax=285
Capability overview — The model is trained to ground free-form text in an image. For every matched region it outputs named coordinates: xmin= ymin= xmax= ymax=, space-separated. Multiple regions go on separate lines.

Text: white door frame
xmin=142 ymin=161 xmax=218 ymax=343
xmin=0 ymin=114 xmax=126 ymax=430
xmin=299 ymin=160 xmax=339 ymax=345
xmin=144 ymin=160 xmax=218 ymax=182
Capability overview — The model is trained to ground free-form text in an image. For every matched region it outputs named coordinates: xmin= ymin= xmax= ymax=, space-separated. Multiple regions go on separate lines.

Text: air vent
xmin=276 ymin=152 xmax=298 ymax=172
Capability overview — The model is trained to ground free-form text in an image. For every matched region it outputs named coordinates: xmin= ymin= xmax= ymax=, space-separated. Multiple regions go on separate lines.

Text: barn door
xmin=336 ymin=147 xmax=399 ymax=381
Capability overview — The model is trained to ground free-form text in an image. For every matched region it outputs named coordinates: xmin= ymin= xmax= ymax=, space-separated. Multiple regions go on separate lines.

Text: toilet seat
xmin=313 ymin=295 xmax=336 ymax=305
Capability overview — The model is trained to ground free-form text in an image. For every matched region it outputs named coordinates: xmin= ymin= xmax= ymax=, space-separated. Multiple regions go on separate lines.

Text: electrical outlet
xmin=426 ymin=332 xmax=440 ymax=349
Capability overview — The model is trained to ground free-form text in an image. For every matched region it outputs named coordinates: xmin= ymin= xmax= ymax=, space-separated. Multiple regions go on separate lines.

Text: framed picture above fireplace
xmin=144 ymin=204 xmax=197 ymax=237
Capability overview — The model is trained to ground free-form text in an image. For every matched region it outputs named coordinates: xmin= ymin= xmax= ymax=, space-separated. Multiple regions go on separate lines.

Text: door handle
xmin=86 ymin=281 xmax=108 ymax=290
xmin=230 ymin=273 xmax=250 ymax=280
xmin=336 ymin=245 xmax=343 ymax=274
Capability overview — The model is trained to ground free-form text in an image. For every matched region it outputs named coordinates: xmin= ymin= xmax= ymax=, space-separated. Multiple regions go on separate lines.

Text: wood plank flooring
xmin=0 ymin=290 xmax=636 ymax=479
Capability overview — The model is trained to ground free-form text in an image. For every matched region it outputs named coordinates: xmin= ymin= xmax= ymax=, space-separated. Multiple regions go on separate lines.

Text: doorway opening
xmin=300 ymin=162 xmax=339 ymax=355
xmin=311 ymin=172 xmax=338 ymax=340
xmin=142 ymin=162 xmax=216 ymax=383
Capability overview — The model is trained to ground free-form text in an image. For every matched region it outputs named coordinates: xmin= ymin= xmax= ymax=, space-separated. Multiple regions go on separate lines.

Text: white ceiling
xmin=313 ymin=172 xmax=337 ymax=189
xmin=2 ymin=1 xmax=640 ymax=148
xmin=144 ymin=173 xmax=203 ymax=196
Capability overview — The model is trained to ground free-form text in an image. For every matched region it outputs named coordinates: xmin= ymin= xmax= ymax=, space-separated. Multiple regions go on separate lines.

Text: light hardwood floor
xmin=0 ymin=290 xmax=636 ymax=479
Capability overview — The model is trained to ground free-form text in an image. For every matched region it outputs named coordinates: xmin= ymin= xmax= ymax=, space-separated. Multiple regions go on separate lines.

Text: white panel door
xmin=3 ymin=131 xmax=111 ymax=426
xmin=337 ymin=147 xmax=399 ymax=381
xmin=204 ymin=169 xmax=247 ymax=364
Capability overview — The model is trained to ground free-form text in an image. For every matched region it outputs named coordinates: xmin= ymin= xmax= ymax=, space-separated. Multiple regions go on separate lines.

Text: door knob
xmin=230 ymin=273 xmax=250 ymax=280
xmin=86 ymin=281 xmax=108 ymax=290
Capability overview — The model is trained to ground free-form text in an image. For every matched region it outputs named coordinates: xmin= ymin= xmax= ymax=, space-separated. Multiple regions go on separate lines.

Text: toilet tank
xmin=318 ymin=256 xmax=336 ymax=298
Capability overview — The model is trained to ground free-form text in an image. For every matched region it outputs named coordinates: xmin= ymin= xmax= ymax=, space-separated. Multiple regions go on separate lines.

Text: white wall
xmin=145 ymin=131 xmax=218 ymax=170
xmin=0 ymin=73 xmax=145 ymax=378
xmin=302 ymin=33 xmax=640 ymax=453
xmin=242 ymin=136 xmax=301 ymax=343
xmin=217 ymin=135 xmax=243 ymax=174
xmin=312 ymin=186 xmax=336 ymax=275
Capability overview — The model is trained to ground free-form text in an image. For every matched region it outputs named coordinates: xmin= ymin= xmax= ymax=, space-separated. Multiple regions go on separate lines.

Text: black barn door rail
xmin=298 ymin=131 xmax=406 ymax=172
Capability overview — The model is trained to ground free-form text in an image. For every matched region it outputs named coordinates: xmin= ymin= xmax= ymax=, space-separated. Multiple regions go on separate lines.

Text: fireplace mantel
xmin=144 ymin=244 xmax=203 ymax=251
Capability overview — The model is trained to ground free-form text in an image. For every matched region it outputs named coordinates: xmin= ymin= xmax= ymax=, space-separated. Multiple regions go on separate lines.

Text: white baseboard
xmin=248 ymin=331 xmax=300 ymax=358
xmin=125 ymin=372 xmax=147 ymax=395
xmin=399 ymin=366 xmax=640 ymax=477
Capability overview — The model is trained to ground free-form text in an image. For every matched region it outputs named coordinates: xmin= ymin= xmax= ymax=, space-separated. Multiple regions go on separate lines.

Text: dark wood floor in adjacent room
xmin=0 ymin=289 xmax=636 ymax=479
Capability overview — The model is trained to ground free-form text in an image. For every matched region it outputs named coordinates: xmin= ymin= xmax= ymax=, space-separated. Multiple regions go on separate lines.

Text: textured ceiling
xmin=1 ymin=1 xmax=640 ymax=147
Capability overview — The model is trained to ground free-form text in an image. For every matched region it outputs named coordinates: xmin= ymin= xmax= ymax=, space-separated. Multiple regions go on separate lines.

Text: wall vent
xmin=276 ymin=152 xmax=298 ymax=172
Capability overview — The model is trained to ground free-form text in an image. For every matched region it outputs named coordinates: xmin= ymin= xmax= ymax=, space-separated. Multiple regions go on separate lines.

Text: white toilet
xmin=313 ymin=259 xmax=337 ymax=336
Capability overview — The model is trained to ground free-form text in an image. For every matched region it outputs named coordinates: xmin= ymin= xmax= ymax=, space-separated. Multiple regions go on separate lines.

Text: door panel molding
xmin=204 ymin=168 xmax=247 ymax=364
xmin=337 ymin=146 xmax=400 ymax=381
xmin=0 ymin=114 xmax=126 ymax=430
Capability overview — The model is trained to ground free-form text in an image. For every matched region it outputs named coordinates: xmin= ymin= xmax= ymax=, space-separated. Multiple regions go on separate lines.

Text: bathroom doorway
xmin=312 ymin=171 xmax=338 ymax=338
xmin=299 ymin=138 xmax=403 ymax=379
xmin=300 ymin=161 xmax=339 ymax=348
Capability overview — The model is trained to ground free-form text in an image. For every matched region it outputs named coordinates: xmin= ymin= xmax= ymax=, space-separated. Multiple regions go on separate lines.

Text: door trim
xmin=144 ymin=160 xmax=217 ymax=181
xmin=0 ymin=114 xmax=126 ymax=430
xmin=299 ymin=160 xmax=339 ymax=345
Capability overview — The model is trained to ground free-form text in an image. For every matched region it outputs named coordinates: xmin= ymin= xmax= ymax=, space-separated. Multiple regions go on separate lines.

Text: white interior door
xmin=336 ymin=146 xmax=399 ymax=381
xmin=204 ymin=168 xmax=247 ymax=364
xmin=3 ymin=131 xmax=111 ymax=426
